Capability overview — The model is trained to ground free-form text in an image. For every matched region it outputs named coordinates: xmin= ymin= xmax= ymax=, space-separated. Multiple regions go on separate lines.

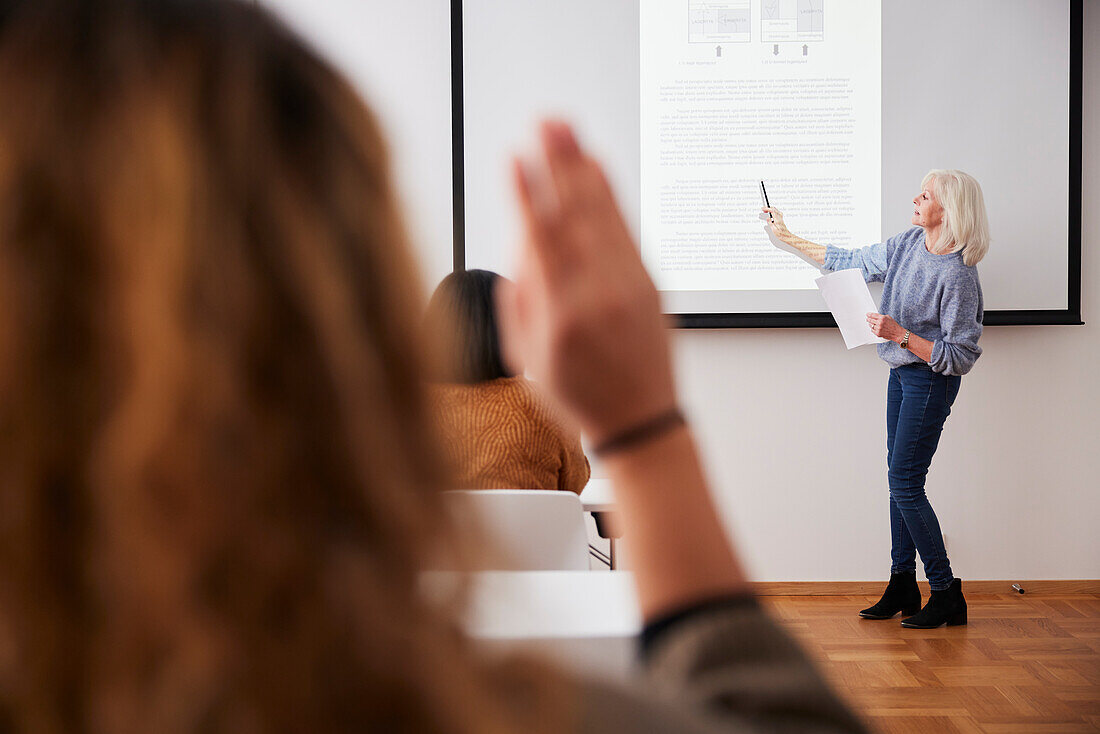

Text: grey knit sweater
xmin=824 ymin=227 xmax=983 ymax=376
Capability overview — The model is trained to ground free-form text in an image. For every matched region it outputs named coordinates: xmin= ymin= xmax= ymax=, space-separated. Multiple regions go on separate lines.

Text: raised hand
xmin=758 ymin=206 xmax=826 ymax=267
xmin=495 ymin=121 xmax=677 ymax=445
xmin=761 ymin=207 xmax=795 ymax=245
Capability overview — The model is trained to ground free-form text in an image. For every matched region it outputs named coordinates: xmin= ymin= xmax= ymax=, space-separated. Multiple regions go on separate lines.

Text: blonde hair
xmin=922 ymin=169 xmax=991 ymax=266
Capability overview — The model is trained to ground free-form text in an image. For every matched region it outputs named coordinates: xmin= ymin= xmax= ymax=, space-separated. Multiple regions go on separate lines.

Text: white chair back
xmin=443 ymin=490 xmax=589 ymax=570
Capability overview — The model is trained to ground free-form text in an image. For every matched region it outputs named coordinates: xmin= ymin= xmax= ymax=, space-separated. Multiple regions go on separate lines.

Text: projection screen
xmin=455 ymin=0 xmax=1082 ymax=327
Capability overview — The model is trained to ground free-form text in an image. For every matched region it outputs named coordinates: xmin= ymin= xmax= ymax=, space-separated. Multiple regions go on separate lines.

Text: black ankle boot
xmin=859 ymin=571 xmax=922 ymax=619
xmin=901 ymin=578 xmax=967 ymax=628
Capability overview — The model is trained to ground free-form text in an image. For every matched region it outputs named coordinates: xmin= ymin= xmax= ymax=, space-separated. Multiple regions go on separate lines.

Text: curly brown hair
xmin=0 ymin=1 xmax=569 ymax=732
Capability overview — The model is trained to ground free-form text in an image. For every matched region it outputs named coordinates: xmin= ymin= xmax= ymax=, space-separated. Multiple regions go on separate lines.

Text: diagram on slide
xmin=761 ymin=0 xmax=824 ymax=43
xmin=688 ymin=1 xmax=751 ymax=44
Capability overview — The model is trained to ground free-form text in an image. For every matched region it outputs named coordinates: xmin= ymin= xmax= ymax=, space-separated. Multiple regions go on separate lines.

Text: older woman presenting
xmin=763 ymin=170 xmax=989 ymax=629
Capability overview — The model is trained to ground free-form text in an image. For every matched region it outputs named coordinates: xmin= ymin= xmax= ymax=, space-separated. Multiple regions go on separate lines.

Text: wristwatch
xmin=900 ymin=330 xmax=911 ymax=350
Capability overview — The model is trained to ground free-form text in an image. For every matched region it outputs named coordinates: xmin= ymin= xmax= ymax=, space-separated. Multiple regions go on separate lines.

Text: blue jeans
xmin=886 ymin=363 xmax=960 ymax=591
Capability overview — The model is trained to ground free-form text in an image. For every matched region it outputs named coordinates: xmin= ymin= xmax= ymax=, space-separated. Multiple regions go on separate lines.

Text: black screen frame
xmin=451 ymin=0 xmax=1084 ymax=329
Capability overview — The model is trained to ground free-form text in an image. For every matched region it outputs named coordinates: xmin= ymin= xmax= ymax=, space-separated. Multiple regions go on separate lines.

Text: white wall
xmin=266 ymin=0 xmax=1100 ymax=582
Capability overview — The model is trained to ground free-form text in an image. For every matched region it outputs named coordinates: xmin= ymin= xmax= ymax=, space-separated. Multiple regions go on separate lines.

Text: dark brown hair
xmin=0 ymin=1 xmax=567 ymax=732
xmin=425 ymin=270 xmax=514 ymax=383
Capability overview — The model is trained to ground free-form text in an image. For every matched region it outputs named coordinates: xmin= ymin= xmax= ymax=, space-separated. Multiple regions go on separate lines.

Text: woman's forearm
xmin=782 ymin=234 xmax=826 ymax=265
xmin=869 ymin=314 xmax=935 ymax=363
xmin=902 ymin=332 xmax=934 ymax=363
xmin=603 ymin=425 xmax=750 ymax=620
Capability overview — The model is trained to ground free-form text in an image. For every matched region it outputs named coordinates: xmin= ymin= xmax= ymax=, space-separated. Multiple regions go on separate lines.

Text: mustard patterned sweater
xmin=431 ymin=376 xmax=590 ymax=494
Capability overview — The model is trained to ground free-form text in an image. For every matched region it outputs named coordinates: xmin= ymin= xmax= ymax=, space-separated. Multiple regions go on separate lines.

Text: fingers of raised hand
xmin=539 ymin=121 xmax=615 ymax=225
xmin=513 ymin=157 xmax=566 ymax=280
xmin=515 ymin=123 xmax=629 ymax=281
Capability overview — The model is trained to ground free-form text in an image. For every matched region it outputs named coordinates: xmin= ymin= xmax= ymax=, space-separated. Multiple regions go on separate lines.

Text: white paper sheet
xmin=815 ymin=269 xmax=886 ymax=350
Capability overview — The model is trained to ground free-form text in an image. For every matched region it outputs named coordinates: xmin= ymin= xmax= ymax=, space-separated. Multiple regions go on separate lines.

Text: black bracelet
xmin=593 ymin=407 xmax=686 ymax=457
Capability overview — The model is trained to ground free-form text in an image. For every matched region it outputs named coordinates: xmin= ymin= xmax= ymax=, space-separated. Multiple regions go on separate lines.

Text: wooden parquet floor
xmin=760 ymin=593 xmax=1100 ymax=733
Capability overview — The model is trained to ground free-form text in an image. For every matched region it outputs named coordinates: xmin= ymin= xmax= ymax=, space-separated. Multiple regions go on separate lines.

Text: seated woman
xmin=426 ymin=269 xmax=590 ymax=494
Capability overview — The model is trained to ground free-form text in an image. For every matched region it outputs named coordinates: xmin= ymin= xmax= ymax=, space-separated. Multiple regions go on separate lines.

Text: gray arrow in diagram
xmin=772 ymin=44 xmax=779 ymax=55
xmin=802 ymin=44 xmax=808 ymax=56
xmin=716 ymin=45 xmax=722 ymax=57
